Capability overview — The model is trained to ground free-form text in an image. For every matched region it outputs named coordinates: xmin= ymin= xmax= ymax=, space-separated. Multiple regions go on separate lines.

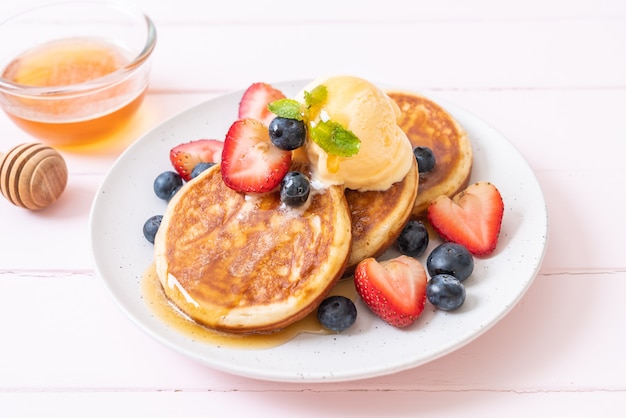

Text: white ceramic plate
xmin=90 ymin=80 xmax=548 ymax=382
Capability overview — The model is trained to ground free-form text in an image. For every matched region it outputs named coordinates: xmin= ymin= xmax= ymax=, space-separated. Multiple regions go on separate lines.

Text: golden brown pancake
xmin=154 ymin=163 xmax=352 ymax=334
xmin=387 ymin=91 xmax=473 ymax=216
xmin=344 ymin=157 xmax=418 ymax=272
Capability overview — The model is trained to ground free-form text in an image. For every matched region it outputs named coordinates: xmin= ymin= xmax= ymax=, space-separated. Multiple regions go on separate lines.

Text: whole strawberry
xmin=354 ymin=255 xmax=427 ymax=328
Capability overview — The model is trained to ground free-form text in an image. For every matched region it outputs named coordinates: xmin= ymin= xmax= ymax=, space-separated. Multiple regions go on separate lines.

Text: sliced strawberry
xmin=169 ymin=139 xmax=223 ymax=181
xmin=427 ymin=182 xmax=504 ymax=256
xmin=221 ymin=118 xmax=291 ymax=193
xmin=354 ymin=255 xmax=427 ymax=328
xmin=238 ymin=82 xmax=285 ymax=126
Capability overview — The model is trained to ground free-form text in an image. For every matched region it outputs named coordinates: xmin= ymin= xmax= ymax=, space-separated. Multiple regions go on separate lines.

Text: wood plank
xmin=5 ymin=0 xmax=626 ymax=22
xmin=145 ymin=19 xmax=626 ymax=91
xmin=1 ymin=272 xmax=624 ymax=391
xmin=1 ymin=391 xmax=625 ymax=418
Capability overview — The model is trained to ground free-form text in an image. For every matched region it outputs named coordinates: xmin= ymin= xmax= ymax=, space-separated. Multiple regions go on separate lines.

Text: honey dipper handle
xmin=0 ymin=143 xmax=68 ymax=210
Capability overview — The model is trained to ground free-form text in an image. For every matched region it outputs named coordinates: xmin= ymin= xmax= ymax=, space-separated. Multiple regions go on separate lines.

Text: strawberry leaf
xmin=310 ymin=120 xmax=360 ymax=157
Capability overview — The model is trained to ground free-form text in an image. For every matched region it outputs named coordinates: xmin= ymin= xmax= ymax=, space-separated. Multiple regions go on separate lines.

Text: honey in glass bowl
xmin=0 ymin=1 xmax=157 ymax=148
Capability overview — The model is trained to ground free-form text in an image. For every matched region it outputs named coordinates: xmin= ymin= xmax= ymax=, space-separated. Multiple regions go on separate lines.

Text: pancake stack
xmin=154 ymin=158 xmax=352 ymax=333
xmin=154 ymin=89 xmax=472 ymax=334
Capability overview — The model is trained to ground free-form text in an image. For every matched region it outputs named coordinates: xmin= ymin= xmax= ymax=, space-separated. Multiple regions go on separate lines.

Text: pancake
xmin=344 ymin=157 xmax=418 ymax=272
xmin=386 ymin=91 xmax=473 ymax=216
xmin=154 ymin=163 xmax=352 ymax=334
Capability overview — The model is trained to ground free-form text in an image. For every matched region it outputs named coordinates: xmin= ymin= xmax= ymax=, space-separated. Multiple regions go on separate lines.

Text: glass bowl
xmin=0 ymin=0 xmax=157 ymax=148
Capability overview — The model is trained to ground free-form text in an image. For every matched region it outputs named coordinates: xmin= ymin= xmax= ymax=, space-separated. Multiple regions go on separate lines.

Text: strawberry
xmin=221 ymin=118 xmax=291 ymax=193
xmin=427 ymin=182 xmax=504 ymax=256
xmin=169 ymin=139 xmax=223 ymax=181
xmin=354 ymin=255 xmax=427 ymax=328
xmin=238 ymin=82 xmax=285 ymax=126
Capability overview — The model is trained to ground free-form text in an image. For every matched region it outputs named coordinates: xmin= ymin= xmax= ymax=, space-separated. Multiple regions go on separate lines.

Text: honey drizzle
xmin=141 ymin=264 xmax=358 ymax=349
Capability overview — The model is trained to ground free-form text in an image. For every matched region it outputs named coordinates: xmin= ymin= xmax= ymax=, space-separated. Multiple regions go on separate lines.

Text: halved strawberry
xmin=427 ymin=182 xmax=504 ymax=256
xmin=221 ymin=118 xmax=291 ymax=193
xmin=169 ymin=139 xmax=223 ymax=181
xmin=238 ymin=82 xmax=285 ymax=126
xmin=354 ymin=255 xmax=427 ymax=328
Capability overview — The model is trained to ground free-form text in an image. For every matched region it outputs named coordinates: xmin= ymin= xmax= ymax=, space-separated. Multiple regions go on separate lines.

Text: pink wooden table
xmin=1 ymin=0 xmax=625 ymax=416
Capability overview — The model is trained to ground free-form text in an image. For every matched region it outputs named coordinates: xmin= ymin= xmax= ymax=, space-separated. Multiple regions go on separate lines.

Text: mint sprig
xmin=267 ymin=84 xmax=360 ymax=157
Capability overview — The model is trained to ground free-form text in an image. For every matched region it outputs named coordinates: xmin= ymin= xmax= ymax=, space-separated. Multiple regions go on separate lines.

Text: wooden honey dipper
xmin=0 ymin=143 xmax=68 ymax=210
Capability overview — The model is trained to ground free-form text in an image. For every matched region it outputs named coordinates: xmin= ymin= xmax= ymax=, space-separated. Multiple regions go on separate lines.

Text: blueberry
xmin=397 ymin=219 xmax=429 ymax=257
xmin=154 ymin=171 xmax=183 ymax=201
xmin=143 ymin=215 xmax=163 ymax=244
xmin=280 ymin=171 xmax=310 ymax=207
xmin=191 ymin=161 xmax=215 ymax=179
xmin=269 ymin=117 xmax=306 ymax=150
xmin=317 ymin=295 xmax=357 ymax=332
xmin=413 ymin=146 xmax=436 ymax=173
xmin=427 ymin=242 xmax=474 ymax=282
xmin=427 ymin=274 xmax=466 ymax=311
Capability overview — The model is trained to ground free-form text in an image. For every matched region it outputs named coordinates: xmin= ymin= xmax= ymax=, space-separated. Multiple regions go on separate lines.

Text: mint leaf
xmin=305 ymin=85 xmax=328 ymax=108
xmin=310 ymin=120 xmax=360 ymax=157
xmin=268 ymin=98 xmax=303 ymax=120
xmin=268 ymin=85 xmax=328 ymax=121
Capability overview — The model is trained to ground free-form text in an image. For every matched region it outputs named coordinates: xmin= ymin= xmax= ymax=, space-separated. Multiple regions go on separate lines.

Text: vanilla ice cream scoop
xmin=299 ymin=76 xmax=414 ymax=191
